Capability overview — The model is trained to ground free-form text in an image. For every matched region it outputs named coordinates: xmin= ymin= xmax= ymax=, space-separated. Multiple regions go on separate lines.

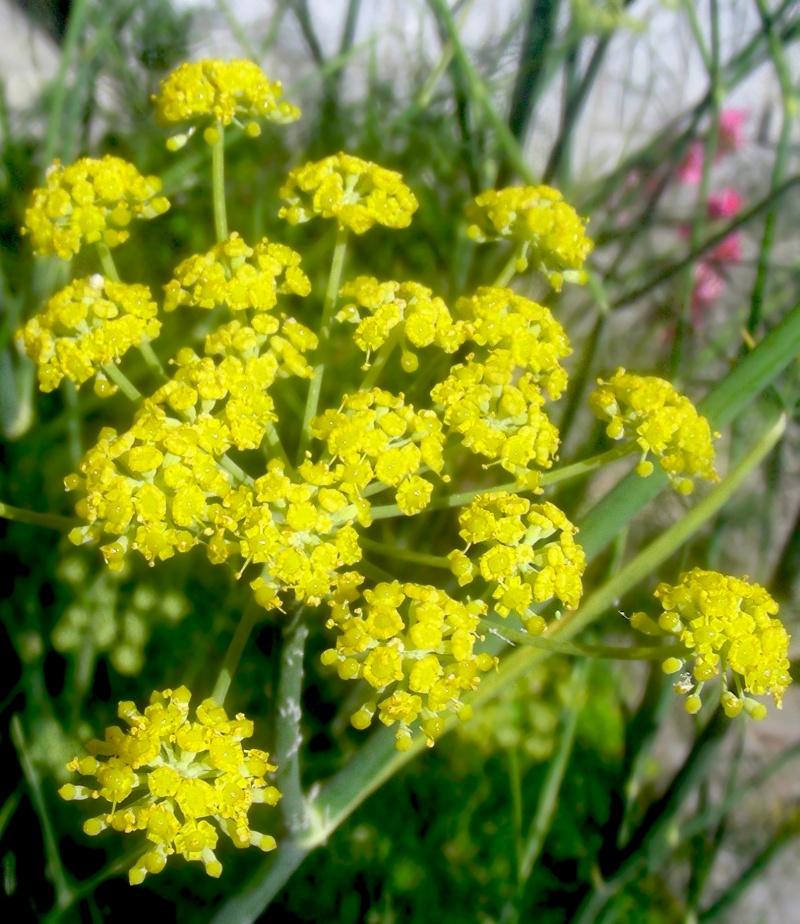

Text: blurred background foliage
xmin=1 ymin=0 xmax=799 ymax=921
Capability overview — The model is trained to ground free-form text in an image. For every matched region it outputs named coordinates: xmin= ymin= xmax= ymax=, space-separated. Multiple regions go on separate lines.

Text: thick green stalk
xmin=297 ymin=226 xmax=348 ymax=461
xmin=275 ymin=619 xmax=312 ymax=836
xmin=212 ymin=122 xmax=228 ymax=243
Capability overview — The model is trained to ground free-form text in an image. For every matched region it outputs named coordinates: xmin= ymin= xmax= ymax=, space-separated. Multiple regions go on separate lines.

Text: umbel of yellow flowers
xmin=59 ymin=687 xmax=281 ymax=885
xmin=322 ymin=581 xmax=497 ymax=751
xmin=153 ymin=58 xmax=300 ymax=148
xmin=633 ymin=570 xmax=791 ymax=718
xmin=22 ymin=156 xmax=169 ymax=259
xmin=20 ymin=276 xmax=160 ymax=395
xmin=590 ymin=368 xmax=719 ymax=493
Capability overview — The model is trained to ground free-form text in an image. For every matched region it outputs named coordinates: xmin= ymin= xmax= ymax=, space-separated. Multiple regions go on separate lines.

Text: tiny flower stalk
xmin=297 ymin=224 xmax=348 ymax=460
xmin=210 ymin=122 xmax=229 ymax=243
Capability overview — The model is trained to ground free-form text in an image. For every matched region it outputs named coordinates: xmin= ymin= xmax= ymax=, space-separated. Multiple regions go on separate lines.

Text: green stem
xmin=0 ymin=502 xmax=78 ymax=531
xmin=518 ymin=659 xmax=587 ymax=883
xmin=748 ymin=0 xmax=797 ymax=334
xmin=427 ymin=0 xmax=537 ymax=184
xmin=359 ymin=325 xmax=402 ymax=391
xmin=102 ymin=362 xmax=141 ymax=401
xmin=212 ymin=121 xmax=229 ymax=243
xmin=275 ymin=618 xmax=311 ymax=836
xmin=297 ymin=226 xmax=348 ymax=461
xmin=11 ymin=716 xmax=73 ymax=909
xmin=358 ymin=536 xmax=452 ymax=569
xmin=481 ymin=619 xmax=686 ymax=662
xmin=211 ymin=603 xmax=259 ymax=705
xmin=97 ymin=242 xmax=164 ymax=376
xmin=671 ymin=0 xmax=721 ymax=378
xmin=493 ymin=242 xmax=525 ymax=287
xmin=368 ymin=443 xmax=636 ymax=521
xmin=96 ymin=241 xmax=120 ymax=281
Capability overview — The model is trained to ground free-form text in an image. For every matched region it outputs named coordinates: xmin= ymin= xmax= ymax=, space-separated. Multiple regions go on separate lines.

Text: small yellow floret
xmin=164 ymin=233 xmax=310 ymax=314
xmin=337 ymin=276 xmax=466 ymax=367
xmin=451 ymin=492 xmax=585 ymax=625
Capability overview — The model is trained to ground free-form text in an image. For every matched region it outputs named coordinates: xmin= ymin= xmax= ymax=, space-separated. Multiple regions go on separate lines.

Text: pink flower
xmin=707 ymin=187 xmax=743 ymax=219
xmin=677 ymin=142 xmax=705 ymax=185
xmin=692 ymin=262 xmax=725 ymax=323
xmin=709 ymin=231 xmax=742 ymax=264
xmin=719 ymin=108 xmax=747 ymax=153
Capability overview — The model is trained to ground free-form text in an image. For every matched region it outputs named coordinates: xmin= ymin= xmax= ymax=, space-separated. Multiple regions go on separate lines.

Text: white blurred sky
xmin=0 ymin=0 xmax=789 ymax=176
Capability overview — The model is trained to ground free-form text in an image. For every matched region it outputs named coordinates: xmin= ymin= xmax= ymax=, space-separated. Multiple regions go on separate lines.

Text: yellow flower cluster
xmin=337 ymin=276 xmax=466 ymax=371
xmin=431 ymin=288 xmax=569 ymax=487
xmin=20 ymin=276 xmax=160 ymax=395
xmin=321 ymin=582 xmax=497 ymax=750
xmin=243 ymin=459 xmax=363 ymax=609
xmin=449 ymin=493 xmax=585 ymax=631
xmin=457 ymin=287 xmax=572 ymax=399
xmin=279 ymin=153 xmax=419 ymax=234
xmin=311 ymin=388 xmax=447 ymax=515
xmin=432 ymin=362 xmax=557 ymax=490
xmin=153 ymin=59 xmax=300 ymax=147
xmin=164 ymin=233 xmax=311 ymax=314
xmin=59 ymin=686 xmax=280 ymax=885
xmin=66 ymin=315 xmax=317 ymax=571
xmin=23 ymin=156 xmax=169 ymax=259
xmin=633 ymin=569 xmax=791 ymax=718
xmin=466 ymin=186 xmax=593 ymax=290
xmin=589 ymin=368 xmax=718 ymax=494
